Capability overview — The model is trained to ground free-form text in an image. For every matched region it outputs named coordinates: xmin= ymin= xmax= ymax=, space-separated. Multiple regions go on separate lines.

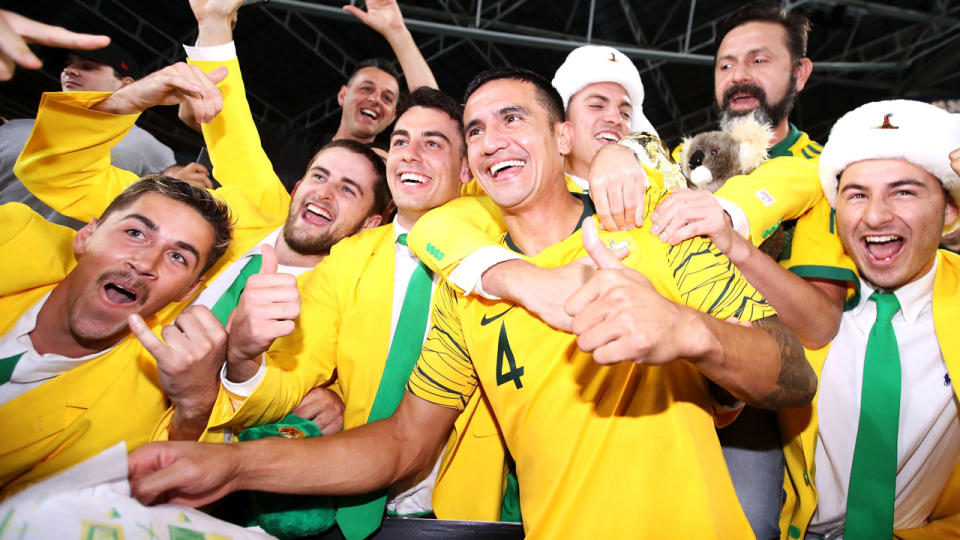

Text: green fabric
xmin=768 ymin=123 xmax=803 ymax=158
xmin=334 ymin=233 xmax=434 ymax=540
xmin=0 ymin=352 xmax=24 ymax=384
xmin=237 ymin=414 xmax=336 ymax=539
xmin=845 ymin=292 xmax=902 ymax=540
xmin=210 ymin=254 xmax=262 ymax=325
xmin=499 ymin=468 xmax=522 ymax=523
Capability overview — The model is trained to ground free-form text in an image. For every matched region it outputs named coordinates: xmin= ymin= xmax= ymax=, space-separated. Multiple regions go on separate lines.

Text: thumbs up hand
xmin=565 ymin=219 xmax=688 ymax=366
xmin=225 ymin=244 xmax=301 ymax=382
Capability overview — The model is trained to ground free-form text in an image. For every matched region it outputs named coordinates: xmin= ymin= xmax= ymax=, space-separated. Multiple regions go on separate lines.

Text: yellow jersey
xmin=408 ymin=190 xmax=773 ymax=539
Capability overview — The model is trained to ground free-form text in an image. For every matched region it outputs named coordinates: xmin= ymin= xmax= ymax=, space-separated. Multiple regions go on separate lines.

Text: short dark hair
xmin=309 ymin=139 xmax=392 ymax=219
xmin=99 ymin=175 xmax=232 ymax=275
xmin=347 ymin=58 xmax=400 ymax=85
xmin=716 ymin=2 xmax=811 ymax=64
xmin=463 ymin=68 xmax=566 ymax=127
xmin=396 ymin=86 xmax=465 ymax=156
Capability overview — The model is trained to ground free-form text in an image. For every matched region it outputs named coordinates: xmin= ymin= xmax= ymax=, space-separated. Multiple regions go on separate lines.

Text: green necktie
xmin=0 ymin=352 xmax=25 ymax=384
xmin=334 ymin=233 xmax=433 ymax=540
xmin=845 ymin=292 xmax=902 ymax=540
xmin=210 ymin=254 xmax=262 ymax=325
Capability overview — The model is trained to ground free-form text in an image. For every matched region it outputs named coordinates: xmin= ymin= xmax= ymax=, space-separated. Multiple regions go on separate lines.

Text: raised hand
xmin=225 ymin=244 xmax=300 ymax=382
xmin=129 ymin=306 xmax=227 ymax=440
xmin=92 ymin=62 xmax=228 ymax=124
xmin=343 ymin=0 xmax=406 ymax=37
xmin=0 ymin=9 xmax=109 ymax=81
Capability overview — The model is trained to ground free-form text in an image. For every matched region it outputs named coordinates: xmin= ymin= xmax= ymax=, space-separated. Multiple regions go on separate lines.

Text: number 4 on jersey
xmin=496 ymin=322 xmax=524 ymax=389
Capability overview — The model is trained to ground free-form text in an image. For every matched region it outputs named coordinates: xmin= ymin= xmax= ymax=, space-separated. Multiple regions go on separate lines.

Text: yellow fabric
xmin=0 ymin=204 xmax=230 ymax=499
xmin=778 ymin=250 xmax=960 ymax=540
xmin=782 ymin=197 xmax=861 ymax=308
xmin=409 ymin=176 xmax=585 ymax=289
xmin=228 ymin=224 xmax=507 ymax=520
xmin=12 ymin=57 xmax=295 ymax=435
xmin=408 ymin=187 xmax=774 ymax=539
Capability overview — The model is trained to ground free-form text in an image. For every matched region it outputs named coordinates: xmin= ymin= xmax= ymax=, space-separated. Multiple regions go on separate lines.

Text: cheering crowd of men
xmin=1 ymin=1 xmax=959 ymax=539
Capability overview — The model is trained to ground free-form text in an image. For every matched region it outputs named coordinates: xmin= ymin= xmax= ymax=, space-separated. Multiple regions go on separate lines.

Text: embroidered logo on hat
xmin=121 ymin=61 xmax=129 ymax=72
xmin=608 ymin=52 xmax=618 ymax=62
xmin=875 ymin=113 xmax=899 ymax=129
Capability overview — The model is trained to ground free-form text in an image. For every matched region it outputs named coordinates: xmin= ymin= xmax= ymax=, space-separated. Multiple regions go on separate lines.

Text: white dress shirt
xmin=810 ymin=260 xmax=960 ymax=535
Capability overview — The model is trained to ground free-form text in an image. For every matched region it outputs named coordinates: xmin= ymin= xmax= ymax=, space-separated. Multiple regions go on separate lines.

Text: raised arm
xmin=344 ymin=0 xmax=437 ymax=91
xmin=129 ymin=392 xmax=457 ymax=507
xmin=185 ymin=0 xmax=291 ymax=213
xmin=14 ymin=64 xmax=225 ymax=222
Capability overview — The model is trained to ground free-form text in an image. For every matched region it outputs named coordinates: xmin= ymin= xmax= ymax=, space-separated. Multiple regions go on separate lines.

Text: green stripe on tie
xmin=845 ymin=292 xmax=901 ymax=539
xmin=210 ymin=254 xmax=262 ymax=325
xmin=0 ymin=352 xmax=25 ymax=384
xmin=334 ymin=233 xmax=434 ymax=540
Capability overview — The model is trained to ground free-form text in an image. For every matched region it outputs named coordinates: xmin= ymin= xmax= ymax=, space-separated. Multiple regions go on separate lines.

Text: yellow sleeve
xmin=0 ymin=203 xmax=75 ymax=296
xmin=407 ymin=282 xmax=478 ymax=410
xmin=14 ymin=92 xmax=141 ymax=221
xmin=666 ymin=235 xmax=777 ymax=322
xmin=713 ymin=156 xmax=822 ymax=247
xmin=781 ymin=198 xmax=861 ymax=309
xmin=207 ymin=259 xmax=342 ymax=430
xmin=188 ymin=57 xmax=291 ymax=216
xmin=407 ymin=195 xmax=510 ymax=285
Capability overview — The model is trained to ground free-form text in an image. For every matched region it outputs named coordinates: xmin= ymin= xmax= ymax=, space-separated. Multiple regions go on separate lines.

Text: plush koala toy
xmin=678 ymin=114 xmax=774 ymax=193
xmin=677 ymin=114 xmax=786 ymax=258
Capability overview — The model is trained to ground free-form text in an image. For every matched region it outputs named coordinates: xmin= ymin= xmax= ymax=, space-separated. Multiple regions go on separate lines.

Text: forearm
xmin=726 ymin=233 xmax=842 ymax=348
xmin=691 ymin=313 xmax=816 ymax=410
xmin=235 ymin=397 xmax=453 ymax=495
xmin=384 ymin=27 xmax=437 ymax=91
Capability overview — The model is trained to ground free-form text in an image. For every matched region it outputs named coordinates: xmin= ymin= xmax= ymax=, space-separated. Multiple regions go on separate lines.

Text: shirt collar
xmin=853 ymin=257 xmax=937 ymax=325
xmin=768 ymin=123 xmax=803 ymax=158
xmin=566 ymin=172 xmax=590 ymax=192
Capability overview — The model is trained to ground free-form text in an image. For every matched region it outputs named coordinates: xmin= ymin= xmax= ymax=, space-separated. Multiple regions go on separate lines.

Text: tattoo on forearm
xmin=754 ymin=316 xmax=817 ymax=408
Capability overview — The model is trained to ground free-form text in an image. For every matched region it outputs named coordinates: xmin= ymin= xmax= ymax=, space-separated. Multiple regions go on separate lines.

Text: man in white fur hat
xmin=779 ymin=99 xmax=960 ymax=540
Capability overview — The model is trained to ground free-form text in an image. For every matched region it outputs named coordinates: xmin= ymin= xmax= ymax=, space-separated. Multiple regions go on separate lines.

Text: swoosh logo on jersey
xmin=480 ymin=305 xmax=516 ymax=326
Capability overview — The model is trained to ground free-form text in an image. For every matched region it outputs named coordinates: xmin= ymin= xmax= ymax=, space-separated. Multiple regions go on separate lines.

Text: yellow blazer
xmin=0 ymin=204 xmax=232 ymax=499
xmin=779 ymin=250 xmax=960 ymax=539
xmin=222 ymin=224 xmax=508 ymax=520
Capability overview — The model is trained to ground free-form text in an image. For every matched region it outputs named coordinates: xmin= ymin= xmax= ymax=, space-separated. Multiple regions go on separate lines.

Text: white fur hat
xmin=551 ymin=45 xmax=658 ymax=136
xmin=819 ymin=100 xmax=960 ymax=234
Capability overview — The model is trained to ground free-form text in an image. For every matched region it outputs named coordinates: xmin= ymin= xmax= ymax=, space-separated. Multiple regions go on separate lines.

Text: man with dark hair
xmin=217 ymin=86 xmax=512 ymax=537
xmin=127 ymin=70 xmax=815 ymax=539
xmin=0 ymin=41 xmax=177 ymax=229
xmin=0 ymin=175 xmax=233 ymax=499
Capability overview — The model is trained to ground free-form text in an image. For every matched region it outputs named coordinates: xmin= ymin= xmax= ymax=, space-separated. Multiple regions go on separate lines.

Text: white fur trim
xmin=551 ymin=45 xmax=657 ymax=136
xmin=819 ymin=100 xmax=960 ymax=234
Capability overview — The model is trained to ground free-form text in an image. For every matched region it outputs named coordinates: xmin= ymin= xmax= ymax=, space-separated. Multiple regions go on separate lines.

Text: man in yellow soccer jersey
xmin=220 ymin=87 xmax=513 ymax=535
xmin=126 ymin=68 xmax=815 ymax=539
xmin=0 ymin=176 xmax=232 ymax=499
xmin=778 ymin=100 xmax=960 ymax=540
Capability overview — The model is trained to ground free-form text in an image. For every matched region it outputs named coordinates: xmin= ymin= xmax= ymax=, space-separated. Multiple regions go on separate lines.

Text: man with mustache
xmin=0 ymin=175 xmax=232 ymax=498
